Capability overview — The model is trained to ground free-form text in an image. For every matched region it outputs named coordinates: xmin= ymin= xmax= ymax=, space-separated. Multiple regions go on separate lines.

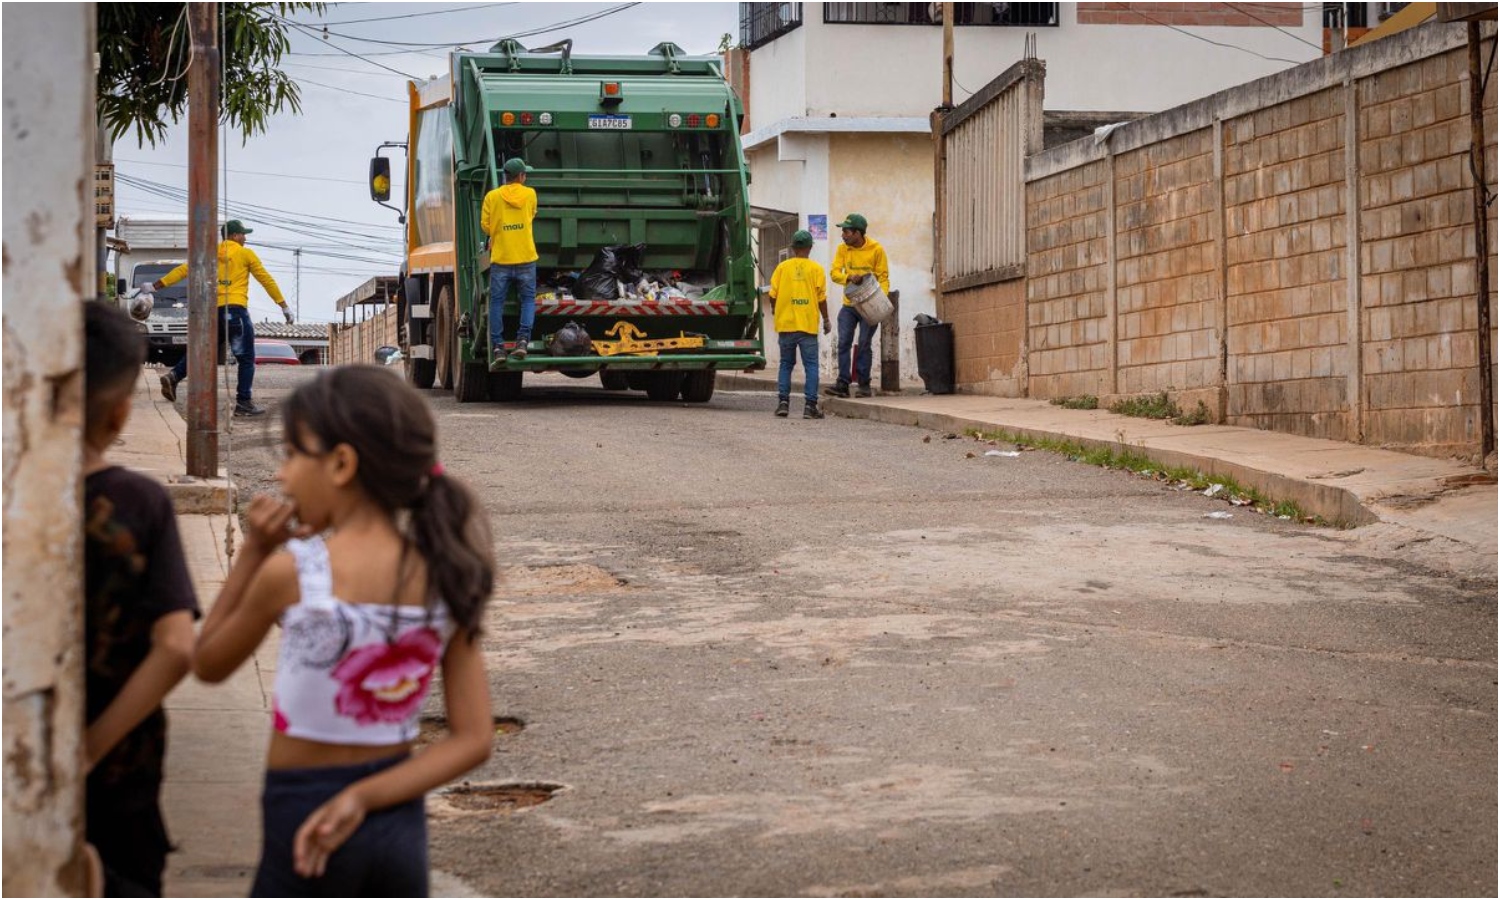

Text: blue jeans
xmin=488 ymin=262 xmax=537 ymax=349
xmin=777 ymin=332 xmax=820 ymax=404
xmin=836 ymin=304 xmax=876 ymax=386
xmin=170 ymin=304 xmax=255 ymax=404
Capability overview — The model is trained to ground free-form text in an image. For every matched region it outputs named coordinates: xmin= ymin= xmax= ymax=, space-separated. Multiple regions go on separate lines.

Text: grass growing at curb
xmin=1050 ymin=395 xmax=1099 ymax=410
xmin=1105 ymin=392 xmax=1212 ymax=427
xmin=964 ymin=427 xmax=1326 ymax=525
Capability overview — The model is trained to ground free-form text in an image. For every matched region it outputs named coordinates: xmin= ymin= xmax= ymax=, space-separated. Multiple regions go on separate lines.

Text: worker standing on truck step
xmin=481 ymin=157 xmax=539 ymax=362
xmin=150 ymin=220 xmax=290 ymax=417
xmin=825 ymin=213 xmax=889 ymax=399
xmin=769 ymin=229 xmax=831 ymax=420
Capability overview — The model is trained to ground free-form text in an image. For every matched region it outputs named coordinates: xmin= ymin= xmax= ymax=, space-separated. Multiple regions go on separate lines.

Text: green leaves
xmin=98 ymin=2 xmax=324 ymax=146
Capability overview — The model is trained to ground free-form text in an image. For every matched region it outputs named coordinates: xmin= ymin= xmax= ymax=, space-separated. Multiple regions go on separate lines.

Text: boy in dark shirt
xmin=83 ymin=302 xmax=199 ymax=896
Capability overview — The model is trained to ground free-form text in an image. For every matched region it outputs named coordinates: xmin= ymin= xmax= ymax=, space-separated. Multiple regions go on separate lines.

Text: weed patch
xmin=1171 ymin=400 xmax=1212 ymax=427
xmin=965 ymin=427 xmax=1325 ymax=525
xmin=1108 ymin=392 xmax=1179 ymax=420
xmin=1050 ymin=395 xmax=1099 ymax=410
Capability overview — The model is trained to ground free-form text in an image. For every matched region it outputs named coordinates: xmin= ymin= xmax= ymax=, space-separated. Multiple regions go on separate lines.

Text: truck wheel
xmin=644 ymin=373 xmax=683 ymax=402
xmin=600 ymin=370 xmax=629 ymax=391
xmin=488 ymin=371 xmax=522 ymax=401
xmin=434 ymin=283 xmax=454 ymax=389
xmin=681 ymin=370 xmax=716 ymax=403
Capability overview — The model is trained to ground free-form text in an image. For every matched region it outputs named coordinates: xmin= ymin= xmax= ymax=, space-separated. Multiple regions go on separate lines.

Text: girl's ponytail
xmin=410 ymin=470 xmax=493 ymax=637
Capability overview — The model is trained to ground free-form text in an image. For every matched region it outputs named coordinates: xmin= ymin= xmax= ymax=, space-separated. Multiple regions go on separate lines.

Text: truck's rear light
xmin=539 ymin=112 xmax=554 ymax=126
xmin=706 ymin=114 xmax=720 ymax=128
xmin=668 ymin=113 xmax=683 ymax=128
xmin=520 ymin=112 xmax=534 ymax=126
xmin=687 ymin=114 xmax=701 ymax=127
xmin=603 ymin=82 xmax=621 ymax=96
xmin=501 ymin=112 xmax=516 ymax=126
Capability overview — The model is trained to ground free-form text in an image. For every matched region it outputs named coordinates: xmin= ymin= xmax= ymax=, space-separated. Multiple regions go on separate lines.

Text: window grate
xmin=740 ymin=3 xmax=804 ymax=51
xmin=823 ymin=2 xmax=1059 ymax=27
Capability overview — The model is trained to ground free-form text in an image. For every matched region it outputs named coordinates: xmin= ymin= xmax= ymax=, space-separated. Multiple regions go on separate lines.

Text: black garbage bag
xmin=547 ymin=321 xmax=593 ymax=357
xmin=575 ymin=243 xmax=649 ymax=300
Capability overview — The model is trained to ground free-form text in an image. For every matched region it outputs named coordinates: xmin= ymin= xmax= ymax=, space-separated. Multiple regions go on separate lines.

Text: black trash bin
xmin=914 ymin=321 xmax=955 ymax=394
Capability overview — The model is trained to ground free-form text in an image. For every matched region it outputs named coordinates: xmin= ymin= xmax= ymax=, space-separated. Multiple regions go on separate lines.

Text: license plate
xmin=171 ymin=336 xmax=188 ymax=345
xmin=588 ymin=115 xmax=632 ymax=130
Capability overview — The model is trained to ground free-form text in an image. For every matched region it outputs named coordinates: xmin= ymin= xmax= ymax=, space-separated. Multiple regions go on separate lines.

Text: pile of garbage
xmin=536 ymin=243 xmax=721 ymax=303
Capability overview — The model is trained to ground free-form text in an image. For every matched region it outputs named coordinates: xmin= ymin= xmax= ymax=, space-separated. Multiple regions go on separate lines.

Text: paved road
xmin=228 ymin=367 xmax=1497 ymax=898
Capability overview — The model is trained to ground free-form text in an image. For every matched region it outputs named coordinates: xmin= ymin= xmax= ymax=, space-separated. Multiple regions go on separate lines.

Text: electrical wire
xmin=282 ymin=20 xmax=422 ymax=78
xmin=279 ymin=3 xmax=640 ymax=52
xmin=295 ymin=75 xmax=407 ymax=104
xmin=1123 ymin=7 xmax=1306 ymax=65
xmin=115 ymin=157 xmax=375 ymax=187
xmin=1225 ymin=3 xmax=1325 ymax=52
xmin=308 ymin=3 xmax=516 ymax=26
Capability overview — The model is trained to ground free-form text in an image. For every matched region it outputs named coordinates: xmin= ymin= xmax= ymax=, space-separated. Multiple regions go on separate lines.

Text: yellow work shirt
xmin=830 ymin=237 xmax=890 ymax=306
xmin=769 ymin=257 xmax=827 ymax=334
xmin=480 ymin=183 xmax=539 ymax=265
xmin=158 ymin=240 xmax=286 ymax=309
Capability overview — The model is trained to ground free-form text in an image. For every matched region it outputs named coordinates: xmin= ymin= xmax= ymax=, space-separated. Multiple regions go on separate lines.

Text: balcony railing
xmin=740 ymin=3 xmax=804 ymax=50
xmin=823 ymin=2 xmax=1060 ymax=27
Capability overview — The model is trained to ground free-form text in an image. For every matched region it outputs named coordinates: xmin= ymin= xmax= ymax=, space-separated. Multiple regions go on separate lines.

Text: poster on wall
xmin=807 ymin=215 xmax=827 ymax=241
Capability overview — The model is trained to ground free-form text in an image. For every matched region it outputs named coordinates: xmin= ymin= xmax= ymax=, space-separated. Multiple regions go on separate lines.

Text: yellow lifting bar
xmin=591 ymin=321 xmax=707 ymax=357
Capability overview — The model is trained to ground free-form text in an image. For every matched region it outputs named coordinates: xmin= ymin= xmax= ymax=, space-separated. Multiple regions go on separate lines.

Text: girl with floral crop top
xmin=193 ymin=365 xmax=496 ymax=896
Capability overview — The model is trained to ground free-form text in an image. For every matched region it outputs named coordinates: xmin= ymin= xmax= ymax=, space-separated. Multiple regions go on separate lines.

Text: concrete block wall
xmin=1359 ymin=48 xmax=1496 ymax=457
xmin=329 ymin=306 xmax=399 ymax=366
xmin=1013 ymin=21 xmax=1496 ymax=461
xmin=945 ymin=279 xmax=1026 ymax=393
xmin=1116 ymin=128 xmax=1220 ymax=398
xmin=1025 ymin=159 xmax=1112 ymax=397
xmin=1224 ymin=85 xmax=1353 ymax=439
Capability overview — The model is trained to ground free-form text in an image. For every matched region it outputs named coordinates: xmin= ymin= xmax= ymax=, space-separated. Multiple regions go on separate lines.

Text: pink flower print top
xmin=272 ymin=536 xmax=454 ymax=746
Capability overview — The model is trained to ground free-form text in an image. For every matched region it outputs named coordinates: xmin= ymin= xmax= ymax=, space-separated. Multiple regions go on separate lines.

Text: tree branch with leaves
xmin=98 ymin=2 xmax=325 ymax=146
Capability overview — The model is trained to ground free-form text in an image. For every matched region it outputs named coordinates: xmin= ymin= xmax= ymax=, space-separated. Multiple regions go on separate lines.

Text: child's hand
xmin=243 ymin=494 xmax=310 ymax=555
xmin=293 ymin=788 xmax=367 ymax=878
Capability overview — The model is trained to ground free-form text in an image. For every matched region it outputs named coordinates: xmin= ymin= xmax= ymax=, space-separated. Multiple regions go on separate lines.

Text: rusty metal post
xmin=880 ymin=290 xmax=900 ymax=393
xmin=1467 ymin=22 xmax=1495 ymax=461
xmin=942 ymin=3 xmax=954 ymax=109
xmin=186 ymin=3 xmax=219 ymax=477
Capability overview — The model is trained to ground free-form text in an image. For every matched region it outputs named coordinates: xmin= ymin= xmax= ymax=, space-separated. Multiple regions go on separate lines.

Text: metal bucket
xmin=844 ymin=275 xmax=893 ymax=325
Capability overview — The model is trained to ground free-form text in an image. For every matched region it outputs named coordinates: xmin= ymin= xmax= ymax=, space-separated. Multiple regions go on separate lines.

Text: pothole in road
xmin=436 ymin=781 xmax=565 ymax=813
xmin=416 ymin=714 xmax=524 ymax=750
xmin=502 ymin=563 xmax=628 ymax=594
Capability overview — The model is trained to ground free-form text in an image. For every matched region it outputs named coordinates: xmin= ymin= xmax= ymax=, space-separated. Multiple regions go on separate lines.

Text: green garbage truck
xmin=369 ymin=39 xmax=764 ymax=403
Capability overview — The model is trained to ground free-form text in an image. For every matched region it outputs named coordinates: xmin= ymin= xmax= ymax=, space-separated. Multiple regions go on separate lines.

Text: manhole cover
xmin=416 ymin=714 xmax=523 ymax=750
xmin=438 ymin=782 xmax=563 ymax=812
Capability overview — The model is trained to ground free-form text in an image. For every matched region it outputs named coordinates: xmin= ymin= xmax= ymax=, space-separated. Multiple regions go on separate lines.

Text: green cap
xmin=223 ymin=219 xmax=252 ymax=236
xmin=791 ymin=229 xmax=814 ymax=248
xmin=836 ymin=213 xmax=867 ymax=232
xmin=502 ymin=157 xmax=533 ymax=177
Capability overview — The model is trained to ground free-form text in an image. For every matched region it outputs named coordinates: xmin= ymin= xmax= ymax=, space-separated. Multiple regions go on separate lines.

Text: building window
xmin=823 ymin=3 xmax=1060 ymax=27
xmin=1322 ymin=2 xmax=1369 ymax=28
xmin=740 ymin=3 xmax=803 ymax=50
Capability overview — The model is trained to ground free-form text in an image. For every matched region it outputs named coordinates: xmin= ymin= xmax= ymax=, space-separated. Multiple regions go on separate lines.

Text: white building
xmin=738 ymin=1 xmax=1327 ymax=380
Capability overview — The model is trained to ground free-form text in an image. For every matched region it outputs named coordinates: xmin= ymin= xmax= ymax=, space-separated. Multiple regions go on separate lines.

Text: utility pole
xmin=294 ymin=247 xmax=302 ymax=322
xmin=186 ymin=3 xmax=219 ymax=478
xmin=942 ymin=2 xmax=954 ymax=109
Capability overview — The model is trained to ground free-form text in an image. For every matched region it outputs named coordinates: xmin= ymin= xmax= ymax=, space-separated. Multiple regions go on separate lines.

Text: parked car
xmin=255 ymin=339 xmax=302 ymax=366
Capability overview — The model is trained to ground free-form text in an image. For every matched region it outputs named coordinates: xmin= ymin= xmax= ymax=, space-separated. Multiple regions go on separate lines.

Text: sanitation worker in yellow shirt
xmin=151 ymin=220 xmax=290 ymax=417
xmin=826 ymin=213 xmax=890 ymax=398
xmin=481 ymin=157 xmax=539 ymax=362
xmin=768 ymin=229 xmax=832 ymax=420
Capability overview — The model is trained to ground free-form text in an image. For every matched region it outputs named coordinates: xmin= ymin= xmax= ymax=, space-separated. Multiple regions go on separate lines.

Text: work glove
xmin=282 ymin=306 xmax=295 ymax=325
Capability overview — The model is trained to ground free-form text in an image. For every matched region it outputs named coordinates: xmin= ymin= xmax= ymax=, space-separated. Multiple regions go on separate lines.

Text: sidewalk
xmin=119 ymin=365 xmax=1495 ymax=894
xmin=720 ymin=370 xmax=1497 ymax=560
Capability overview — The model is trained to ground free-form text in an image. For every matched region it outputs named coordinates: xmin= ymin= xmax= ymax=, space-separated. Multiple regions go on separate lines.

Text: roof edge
xmin=741 ymin=116 xmax=932 ymax=150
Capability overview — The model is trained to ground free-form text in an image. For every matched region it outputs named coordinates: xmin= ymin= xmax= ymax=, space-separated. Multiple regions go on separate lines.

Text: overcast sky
xmin=112 ymin=1 xmax=740 ymax=325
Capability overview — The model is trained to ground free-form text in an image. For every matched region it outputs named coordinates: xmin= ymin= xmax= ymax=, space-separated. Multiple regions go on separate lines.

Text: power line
xmin=1225 ymin=3 xmax=1326 ymax=52
xmin=1125 ymin=8 xmax=1305 ymax=65
xmin=115 ymin=157 xmax=377 ymax=187
xmin=306 ymin=3 xmax=516 ymax=26
xmin=282 ymin=20 xmax=422 ymax=78
xmin=282 ymin=59 xmax=412 ymax=78
xmin=281 ymin=3 xmax=641 ymax=52
xmin=295 ymin=75 xmax=407 ymax=104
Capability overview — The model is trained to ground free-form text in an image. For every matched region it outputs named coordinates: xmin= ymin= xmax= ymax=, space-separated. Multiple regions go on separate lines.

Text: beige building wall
xmin=2 ymin=4 xmax=95 ymax=895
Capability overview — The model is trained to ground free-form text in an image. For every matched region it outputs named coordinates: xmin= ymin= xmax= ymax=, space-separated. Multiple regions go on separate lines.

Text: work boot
xmin=774 ymin=398 xmax=789 ymax=418
xmin=159 ymin=373 xmax=178 ymax=402
xmin=491 ymin=343 xmax=508 ymax=360
xmin=510 ymin=336 xmax=530 ymax=360
xmin=822 ymin=381 xmax=849 ymax=398
xmin=803 ymin=401 xmax=825 ymax=420
xmin=855 ymin=384 xmax=873 ymax=398
xmin=233 ymin=401 xmax=267 ymax=418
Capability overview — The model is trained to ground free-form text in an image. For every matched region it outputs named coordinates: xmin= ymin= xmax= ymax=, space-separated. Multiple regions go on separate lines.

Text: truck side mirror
xmin=116 ymin=278 xmax=127 ymax=297
xmin=369 ymin=157 xmax=392 ymax=203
